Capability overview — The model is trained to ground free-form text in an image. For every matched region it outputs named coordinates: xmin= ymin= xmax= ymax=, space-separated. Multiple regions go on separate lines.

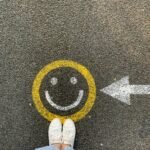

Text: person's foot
xmin=62 ymin=119 xmax=76 ymax=148
xmin=48 ymin=118 xmax=62 ymax=146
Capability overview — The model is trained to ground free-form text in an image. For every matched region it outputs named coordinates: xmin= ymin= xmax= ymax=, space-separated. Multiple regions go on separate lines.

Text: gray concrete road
xmin=0 ymin=0 xmax=150 ymax=150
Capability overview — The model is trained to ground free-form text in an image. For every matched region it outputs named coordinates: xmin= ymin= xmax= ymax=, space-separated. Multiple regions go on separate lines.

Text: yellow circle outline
xmin=32 ymin=60 xmax=96 ymax=122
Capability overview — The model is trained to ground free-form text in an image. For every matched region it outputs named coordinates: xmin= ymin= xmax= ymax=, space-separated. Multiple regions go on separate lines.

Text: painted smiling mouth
xmin=45 ymin=90 xmax=84 ymax=111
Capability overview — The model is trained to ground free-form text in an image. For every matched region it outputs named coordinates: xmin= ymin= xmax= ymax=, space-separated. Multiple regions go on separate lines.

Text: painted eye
xmin=70 ymin=77 xmax=78 ymax=85
xmin=50 ymin=77 xmax=58 ymax=85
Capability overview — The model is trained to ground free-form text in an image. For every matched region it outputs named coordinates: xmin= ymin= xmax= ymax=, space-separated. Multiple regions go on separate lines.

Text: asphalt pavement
xmin=0 ymin=0 xmax=150 ymax=150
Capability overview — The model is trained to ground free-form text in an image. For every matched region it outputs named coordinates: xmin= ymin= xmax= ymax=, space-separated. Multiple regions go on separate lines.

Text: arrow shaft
xmin=130 ymin=85 xmax=150 ymax=95
xmin=100 ymin=76 xmax=150 ymax=105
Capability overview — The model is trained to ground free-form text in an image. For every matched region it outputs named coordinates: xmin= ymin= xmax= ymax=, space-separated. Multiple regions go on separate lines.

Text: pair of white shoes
xmin=49 ymin=118 xmax=76 ymax=148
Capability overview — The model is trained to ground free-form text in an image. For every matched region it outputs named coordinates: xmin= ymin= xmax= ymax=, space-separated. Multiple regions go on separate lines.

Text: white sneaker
xmin=48 ymin=118 xmax=62 ymax=145
xmin=62 ymin=119 xmax=76 ymax=147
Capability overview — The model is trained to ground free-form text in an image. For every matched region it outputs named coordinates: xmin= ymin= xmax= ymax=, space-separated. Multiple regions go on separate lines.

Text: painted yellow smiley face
xmin=32 ymin=60 xmax=96 ymax=122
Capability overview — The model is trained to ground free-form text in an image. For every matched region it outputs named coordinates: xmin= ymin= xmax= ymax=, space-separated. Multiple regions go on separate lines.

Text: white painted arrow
xmin=100 ymin=76 xmax=150 ymax=105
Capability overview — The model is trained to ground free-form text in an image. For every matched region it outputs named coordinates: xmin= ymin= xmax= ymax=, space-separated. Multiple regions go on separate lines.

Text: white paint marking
xmin=45 ymin=90 xmax=84 ymax=111
xmin=70 ymin=77 xmax=78 ymax=85
xmin=50 ymin=77 xmax=58 ymax=86
xmin=29 ymin=103 xmax=32 ymax=107
xmin=100 ymin=76 xmax=150 ymax=105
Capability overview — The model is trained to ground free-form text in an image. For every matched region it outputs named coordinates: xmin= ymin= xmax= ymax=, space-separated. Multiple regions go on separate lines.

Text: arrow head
xmin=100 ymin=76 xmax=131 ymax=105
